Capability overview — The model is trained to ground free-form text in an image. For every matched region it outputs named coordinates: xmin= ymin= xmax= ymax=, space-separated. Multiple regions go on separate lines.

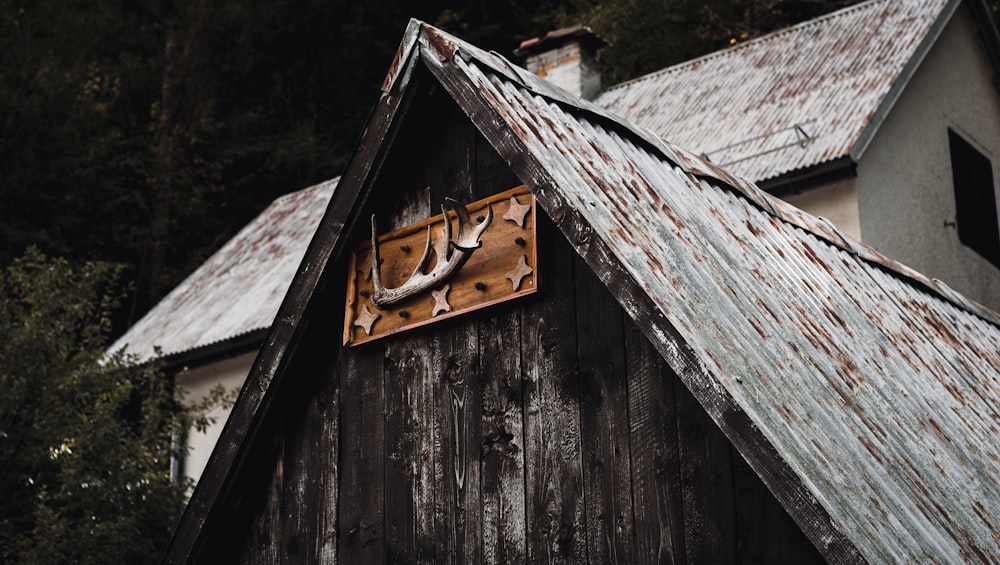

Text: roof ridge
xmin=600 ymin=0 xmax=892 ymax=95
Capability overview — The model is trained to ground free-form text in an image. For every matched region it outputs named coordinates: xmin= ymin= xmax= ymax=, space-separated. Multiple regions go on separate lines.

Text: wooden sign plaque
xmin=343 ymin=186 xmax=537 ymax=346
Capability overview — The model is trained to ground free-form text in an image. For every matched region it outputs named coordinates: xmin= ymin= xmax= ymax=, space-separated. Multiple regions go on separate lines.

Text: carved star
xmin=353 ymin=305 xmax=380 ymax=336
xmin=431 ymin=284 xmax=452 ymax=317
xmin=503 ymin=196 xmax=531 ymax=228
xmin=505 ymin=255 xmax=533 ymax=291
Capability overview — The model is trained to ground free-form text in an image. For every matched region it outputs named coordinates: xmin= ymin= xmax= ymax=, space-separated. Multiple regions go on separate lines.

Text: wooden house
xmin=163 ymin=18 xmax=1000 ymax=563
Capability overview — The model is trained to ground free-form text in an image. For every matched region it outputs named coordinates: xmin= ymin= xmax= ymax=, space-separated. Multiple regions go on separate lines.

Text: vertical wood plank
xmin=480 ymin=307 xmax=527 ymax=563
xmin=316 ymin=363 xmax=341 ymax=564
xmin=732 ymin=445 xmax=825 ymax=564
xmin=280 ymin=393 xmax=323 ymax=564
xmin=475 ymin=119 xmax=528 ymax=564
xmin=381 ymin=184 xmax=436 ymax=562
xmin=430 ymin=321 xmax=481 ymax=564
xmin=521 ymin=216 xmax=586 ymax=563
xmin=316 ymin=374 xmax=341 ymax=565
xmin=384 ymin=335 xmax=435 ymax=562
xmin=625 ymin=323 xmax=686 ymax=564
xmin=675 ymin=377 xmax=737 ymax=563
xmin=425 ymin=100 xmax=482 ymax=564
xmin=338 ymin=345 xmax=385 ymax=563
xmin=475 ymin=130 xmax=521 ymax=197
xmin=242 ymin=442 xmax=285 ymax=564
xmin=575 ymin=257 xmax=634 ymax=563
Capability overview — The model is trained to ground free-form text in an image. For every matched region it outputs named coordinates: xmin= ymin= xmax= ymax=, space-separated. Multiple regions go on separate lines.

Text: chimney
xmin=514 ymin=25 xmax=607 ymax=101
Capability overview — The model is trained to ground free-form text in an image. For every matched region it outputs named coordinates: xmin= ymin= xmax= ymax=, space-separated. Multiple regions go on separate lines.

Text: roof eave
xmin=160 ymin=328 xmax=269 ymax=374
xmin=758 ymin=155 xmax=857 ymax=197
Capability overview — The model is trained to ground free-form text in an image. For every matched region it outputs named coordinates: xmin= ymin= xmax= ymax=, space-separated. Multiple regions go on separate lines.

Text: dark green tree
xmin=0 ymin=248 xmax=219 ymax=563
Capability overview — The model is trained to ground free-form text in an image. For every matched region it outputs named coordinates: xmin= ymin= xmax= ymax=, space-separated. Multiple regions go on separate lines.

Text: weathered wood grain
xmin=241 ymin=442 xmax=284 ymax=564
xmin=316 ymin=370 xmax=341 ymax=564
xmin=675 ymin=378 xmax=737 ymax=564
xmin=279 ymin=391 xmax=323 ymax=564
xmin=384 ymin=335 xmax=436 ymax=562
xmin=429 ymin=113 xmax=482 ymax=564
xmin=575 ymin=256 xmax=634 ymax=563
xmin=382 ymin=188 xmax=437 ymax=562
xmin=732 ymin=445 xmax=825 ymax=564
xmin=521 ymin=216 xmax=586 ymax=563
xmin=479 ymin=306 xmax=527 ymax=563
xmin=430 ymin=321 xmax=481 ymax=563
xmin=624 ymin=323 xmax=686 ymax=564
xmin=338 ymin=344 xmax=385 ymax=562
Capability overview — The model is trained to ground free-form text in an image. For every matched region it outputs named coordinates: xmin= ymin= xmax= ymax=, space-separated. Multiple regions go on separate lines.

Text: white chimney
xmin=515 ymin=26 xmax=607 ymax=101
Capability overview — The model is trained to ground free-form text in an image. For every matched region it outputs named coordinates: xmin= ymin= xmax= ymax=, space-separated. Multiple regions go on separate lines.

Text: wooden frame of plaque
xmin=343 ymin=186 xmax=537 ymax=346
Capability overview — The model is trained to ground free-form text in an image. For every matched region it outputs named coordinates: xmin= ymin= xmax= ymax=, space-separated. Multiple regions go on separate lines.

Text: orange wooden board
xmin=343 ymin=186 xmax=537 ymax=346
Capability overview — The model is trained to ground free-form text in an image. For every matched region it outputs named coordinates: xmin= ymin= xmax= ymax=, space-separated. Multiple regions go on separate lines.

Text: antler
xmin=370 ymin=198 xmax=493 ymax=309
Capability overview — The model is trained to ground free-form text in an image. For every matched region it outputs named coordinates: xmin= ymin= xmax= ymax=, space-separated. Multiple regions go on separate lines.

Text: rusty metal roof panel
xmin=594 ymin=0 xmax=953 ymax=182
xmin=109 ymin=179 xmax=337 ymax=362
xmin=420 ymin=24 xmax=1000 ymax=559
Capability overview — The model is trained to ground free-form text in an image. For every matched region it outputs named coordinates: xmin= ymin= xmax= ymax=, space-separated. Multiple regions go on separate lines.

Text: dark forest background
xmin=2 ymin=0 xmax=995 ymax=332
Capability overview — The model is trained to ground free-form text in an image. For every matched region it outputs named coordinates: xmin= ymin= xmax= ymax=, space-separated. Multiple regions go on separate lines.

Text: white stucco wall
xmin=781 ymin=176 xmax=861 ymax=240
xmin=856 ymin=5 xmax=1000 ymax=311
xmin=175 ymin=351 xmax=254 ymax=487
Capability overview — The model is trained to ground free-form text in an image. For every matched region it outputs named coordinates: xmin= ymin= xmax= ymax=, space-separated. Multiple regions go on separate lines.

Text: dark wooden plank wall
xmin=232 ymin=88 xmax=824 ymax=564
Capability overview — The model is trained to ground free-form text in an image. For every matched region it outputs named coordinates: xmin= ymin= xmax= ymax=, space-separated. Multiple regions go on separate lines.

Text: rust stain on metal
xmin=423 ymin=25 xmax=459 ymax=62
xmin=594 ymin=0 xmax=948 ymax=183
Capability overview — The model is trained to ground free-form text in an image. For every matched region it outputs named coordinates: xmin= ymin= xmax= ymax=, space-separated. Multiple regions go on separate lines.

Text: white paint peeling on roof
xmin=109 ymin=178 xmax=337 ymax=362
xmin=419 ymin=20 xmax=1000 ymax=559
xmin=594 ymin=0 xmax=951 ymax=182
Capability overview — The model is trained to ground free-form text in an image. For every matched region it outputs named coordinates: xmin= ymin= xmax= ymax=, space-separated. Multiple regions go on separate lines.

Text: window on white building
xmin=948 ymin=129 xmax=1000 ymax=267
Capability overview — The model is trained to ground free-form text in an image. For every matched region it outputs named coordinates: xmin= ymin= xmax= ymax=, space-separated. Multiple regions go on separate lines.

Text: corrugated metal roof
xmin=594 ymin=0 xmax=953 ymax=182
xmin=116 ymin=0 xmax=960 ymax=363
xmin=417 ymin=20 xmax=1000 ymax=561
xmin=109 ymin=179 xmax=337 ymax=362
